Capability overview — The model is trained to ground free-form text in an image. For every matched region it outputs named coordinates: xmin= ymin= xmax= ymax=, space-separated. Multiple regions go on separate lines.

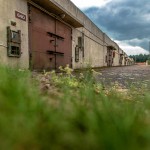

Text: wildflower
xmin=64 ymin=64 xmax=73 ymax=75
xmin=18 ymin=69 xmax=25 ymax=72
xmin=91 ymin=69 xmax=102 ymax=76
xmin=79 ymin=73 xmax=84 ymax=80
xmin=59 ymin=66 xmax=64 ymax=71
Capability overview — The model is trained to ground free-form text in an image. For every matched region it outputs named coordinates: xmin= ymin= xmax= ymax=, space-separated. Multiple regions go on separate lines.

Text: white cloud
xmin=115 ymin=40 xmax=149 ymax=55
xmin=123 ymin=46 xmax=148 ymax=56
xmin=70 ymin=1 xmax=149 ymax=56
xmin=70 ymin=0 xmax=111 ymax=9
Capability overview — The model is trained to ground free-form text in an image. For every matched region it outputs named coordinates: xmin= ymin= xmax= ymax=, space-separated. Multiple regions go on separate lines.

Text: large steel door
xmin=107 ymin=48 xmax=113 ymax=67
xmin=55 ymin=20 xmax=72 ymax=69
xmin=28 ymin=5 xmax=72 ymax=70
xmin=119 ymin=54 xmax=123 ymax=66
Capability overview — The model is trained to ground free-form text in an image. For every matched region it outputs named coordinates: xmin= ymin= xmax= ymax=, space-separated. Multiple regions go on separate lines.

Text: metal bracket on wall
xmin=47 ymin=32 xmax=64 ymax=41
xmin=47 ymin=50 xmax=64 ymax=56
xmin=0 ymin=44 xmax=7 ymax=48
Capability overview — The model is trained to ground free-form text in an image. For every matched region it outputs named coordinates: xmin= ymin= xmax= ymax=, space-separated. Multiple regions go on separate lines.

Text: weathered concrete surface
xmin=95 ymin=65 xmax=150 ymax=89
xmin=0 ymin=0 xmax=134 ymax=70
xmin=50 ymin=0 xmax=133 ymax=69
xmin=0 ymin=0 xmax=29 ymax=69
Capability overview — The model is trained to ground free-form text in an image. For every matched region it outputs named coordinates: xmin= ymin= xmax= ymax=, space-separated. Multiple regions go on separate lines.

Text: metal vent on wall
xmin=7 ymin=26 xmax=21 ymax=57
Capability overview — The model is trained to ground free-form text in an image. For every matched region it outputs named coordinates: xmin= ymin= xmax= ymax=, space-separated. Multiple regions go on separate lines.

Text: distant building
xmin=0 ymin=0 xmax=134 ymax=70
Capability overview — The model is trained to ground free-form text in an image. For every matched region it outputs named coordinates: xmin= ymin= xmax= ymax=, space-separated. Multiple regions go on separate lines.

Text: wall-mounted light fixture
xmin=11 ymin=21 xmax=17 ymax=26
xmin=59 ymin=13 xmax=66 ymax=19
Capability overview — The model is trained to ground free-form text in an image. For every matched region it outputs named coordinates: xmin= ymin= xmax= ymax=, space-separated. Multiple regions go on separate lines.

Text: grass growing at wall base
xmin=0 ymin=66 xmax=150 ymax=150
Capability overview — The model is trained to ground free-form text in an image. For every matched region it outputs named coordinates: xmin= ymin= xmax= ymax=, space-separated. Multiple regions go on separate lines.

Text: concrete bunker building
xmin=0 ymin=0 xmax=133 ymax=70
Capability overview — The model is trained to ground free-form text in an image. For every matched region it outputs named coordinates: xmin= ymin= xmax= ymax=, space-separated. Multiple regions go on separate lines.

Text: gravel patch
xmin=95 ymin=65 xmax=150 ymax=89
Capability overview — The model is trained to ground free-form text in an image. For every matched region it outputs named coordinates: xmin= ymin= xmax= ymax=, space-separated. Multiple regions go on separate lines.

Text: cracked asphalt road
xmin=95 ymin=65 xmax=150 ymax=89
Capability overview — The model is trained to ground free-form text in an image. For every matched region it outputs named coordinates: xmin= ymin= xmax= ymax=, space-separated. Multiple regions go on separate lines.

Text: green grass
xmin=0 ymin=66 xmax=150 ymax=150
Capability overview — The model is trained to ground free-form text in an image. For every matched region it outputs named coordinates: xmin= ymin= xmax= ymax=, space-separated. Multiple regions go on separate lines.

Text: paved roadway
xmin=95 ymin=65 xmax=150 ymax=89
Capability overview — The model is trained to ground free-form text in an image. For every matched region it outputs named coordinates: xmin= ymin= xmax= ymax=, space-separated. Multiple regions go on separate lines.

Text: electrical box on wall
xmin=75 ymin=46 xmax=79 ymax=62
xmin=7 ymin=26 xmax=21 ymax=57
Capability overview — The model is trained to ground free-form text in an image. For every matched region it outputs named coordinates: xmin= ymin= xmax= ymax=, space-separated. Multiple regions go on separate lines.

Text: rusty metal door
xmin=119 ymin=54 xmax=123 ymax=66
xmin=107 ymin=48 xmax=113 ymax=67
xmin=28 ymin=5 xmax=72 ymax=70
xmin=55 ymin=20 xmax=72 ymax=69
xmin=124 ymin=58 xmax=127 ymax=66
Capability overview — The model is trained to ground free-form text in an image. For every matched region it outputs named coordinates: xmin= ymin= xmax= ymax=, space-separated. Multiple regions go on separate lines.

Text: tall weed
xmin=0 ymin=66 xmax=150 ymax=150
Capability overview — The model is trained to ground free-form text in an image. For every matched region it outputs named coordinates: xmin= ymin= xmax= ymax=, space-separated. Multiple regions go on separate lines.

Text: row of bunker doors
xmin=28 ymin=4 xmax=72 ymax=70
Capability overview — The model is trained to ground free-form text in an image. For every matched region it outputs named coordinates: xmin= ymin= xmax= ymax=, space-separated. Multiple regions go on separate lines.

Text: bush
xmin=0 ymin=66 xmax=150 ymax=150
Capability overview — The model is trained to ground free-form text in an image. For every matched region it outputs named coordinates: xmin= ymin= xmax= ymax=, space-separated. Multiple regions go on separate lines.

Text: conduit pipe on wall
xmin=0 ymin=44 xmax=7 ymax=48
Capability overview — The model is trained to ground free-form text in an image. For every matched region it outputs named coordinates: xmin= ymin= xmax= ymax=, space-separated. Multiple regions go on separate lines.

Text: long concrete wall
xmin=50 ymin=0 xmax=132 ymax=69
xmin=0 ymin=0 xmax=133 ymax=69
xmin=72 ymin=27 xmax=105 ymax=69
xmin=0 ymin=0 xmax=29 ymax=69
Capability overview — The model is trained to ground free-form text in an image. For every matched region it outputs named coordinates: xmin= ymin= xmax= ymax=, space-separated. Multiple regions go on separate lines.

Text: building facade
xmin=0 ymin=0 xmax=134 ymax=70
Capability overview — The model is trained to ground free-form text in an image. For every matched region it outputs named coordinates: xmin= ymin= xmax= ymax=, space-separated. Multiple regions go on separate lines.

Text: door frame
xmin=27 ymin=2 xmax=72 ymax=70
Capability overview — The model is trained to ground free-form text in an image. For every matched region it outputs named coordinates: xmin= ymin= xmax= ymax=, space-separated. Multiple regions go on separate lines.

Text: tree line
xmin=129 ymin=54 xmax=150 ymax=62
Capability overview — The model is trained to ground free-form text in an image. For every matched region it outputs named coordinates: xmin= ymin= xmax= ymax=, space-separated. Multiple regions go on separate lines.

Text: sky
xmin=71 ymin=0 xmax=150 ymax=55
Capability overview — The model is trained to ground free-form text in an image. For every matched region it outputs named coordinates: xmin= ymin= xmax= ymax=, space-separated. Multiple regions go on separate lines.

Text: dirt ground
xmin=95 ymin=65 xmax=150 ymax=89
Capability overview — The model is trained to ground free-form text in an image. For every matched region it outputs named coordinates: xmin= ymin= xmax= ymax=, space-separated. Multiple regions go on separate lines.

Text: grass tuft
xmin=0 ymin=66 xmax=150 ymax=150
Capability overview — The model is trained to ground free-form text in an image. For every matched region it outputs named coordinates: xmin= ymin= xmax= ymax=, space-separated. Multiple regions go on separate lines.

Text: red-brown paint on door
xmin=28 ymin=5 xmax=72 ymax=70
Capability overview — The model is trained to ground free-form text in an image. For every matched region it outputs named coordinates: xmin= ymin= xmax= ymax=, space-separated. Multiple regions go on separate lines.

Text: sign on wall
xmin=15 ymin=11 xmax=26 ymax=22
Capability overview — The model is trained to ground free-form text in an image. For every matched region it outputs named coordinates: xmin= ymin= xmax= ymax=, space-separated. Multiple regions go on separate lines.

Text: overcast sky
xmin=71 ymin=0 xmax=150 ymax=55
